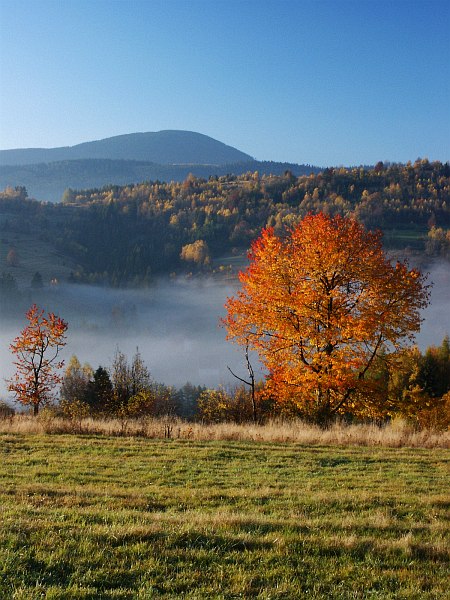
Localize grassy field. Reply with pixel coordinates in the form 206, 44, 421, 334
0, 434, 448, 599
382, 227, 428, 252
0, 214, 77, 288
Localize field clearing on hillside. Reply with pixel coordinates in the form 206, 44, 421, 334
0, 195, 430, 289
0, 215, 76, 287
382, 227, 427, 253
1, 434, 448, 599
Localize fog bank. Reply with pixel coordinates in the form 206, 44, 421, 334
1, 262, 449, 402
0, 277, 263, 401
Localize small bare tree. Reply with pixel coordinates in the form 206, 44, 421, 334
228, 340, 257, 422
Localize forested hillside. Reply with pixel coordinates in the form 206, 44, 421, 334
0, 158, 320, 202
1, 159, 449, 288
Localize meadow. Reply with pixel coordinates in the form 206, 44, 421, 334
1, 428, 448, 599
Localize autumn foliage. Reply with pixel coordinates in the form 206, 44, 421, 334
224, 213, 430, 423
8, 304, 68, 415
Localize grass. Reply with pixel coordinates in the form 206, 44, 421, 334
0, 210, 77, 287
0, 432, 449, 599
382, 226, 428, 254
1, 414, 449, 448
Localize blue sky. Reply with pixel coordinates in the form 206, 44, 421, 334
0, 0, 449, 165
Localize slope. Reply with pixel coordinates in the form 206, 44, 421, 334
0, 130, 253, 166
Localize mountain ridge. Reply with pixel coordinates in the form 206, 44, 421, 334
0, 130, 323, 202
0, 130, 254, 166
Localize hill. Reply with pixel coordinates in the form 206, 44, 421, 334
0, 130, 322, 201
0, 130, 253, 166
0, 158, 320, 202
1, 160, 449, 291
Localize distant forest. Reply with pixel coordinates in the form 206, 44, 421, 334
0, 158, 321, 202
1, 159, 450, 289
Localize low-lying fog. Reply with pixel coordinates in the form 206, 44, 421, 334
1, 262, 449, 402
0, 277, 265, 400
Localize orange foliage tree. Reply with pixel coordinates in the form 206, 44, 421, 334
7, 304, 68, 415
224, 213, 429, 424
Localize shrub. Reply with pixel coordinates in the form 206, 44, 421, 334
0, 400, 15, 418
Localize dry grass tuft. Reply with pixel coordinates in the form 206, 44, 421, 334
0, 413, 448, 448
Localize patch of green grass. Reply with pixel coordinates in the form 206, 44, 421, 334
0, 434, 448, 599
382, 226, 428, 251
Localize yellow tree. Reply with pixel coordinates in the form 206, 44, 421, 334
8, 304, 68, 415
224, 213, 429, 424
180, 240, 211, 267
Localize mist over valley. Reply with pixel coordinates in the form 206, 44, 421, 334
0, 276, 264, 401
1, 261, 449, 404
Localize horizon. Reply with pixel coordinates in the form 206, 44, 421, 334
0, 0, 449, 166
2, 128, 449, 169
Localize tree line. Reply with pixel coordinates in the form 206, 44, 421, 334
5, 333, 450, 431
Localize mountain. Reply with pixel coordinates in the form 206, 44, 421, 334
0, 130, 321, 201
0, 130, 253, 166
0, 159, 321, 202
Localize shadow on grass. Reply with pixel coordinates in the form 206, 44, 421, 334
92, 529, 274, 553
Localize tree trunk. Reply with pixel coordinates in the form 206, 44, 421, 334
316, 398, 333, 429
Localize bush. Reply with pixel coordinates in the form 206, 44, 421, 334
197, 386, 255, 423
0, 400, 15, 418
408, 392, 450, 431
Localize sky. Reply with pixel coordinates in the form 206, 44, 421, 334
0, 0, 449, 166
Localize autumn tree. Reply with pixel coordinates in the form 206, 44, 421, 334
386, 339, 450, 429
60, 355, 93, 407
224, 213, 429, 424
111, 348, 131, 408
7, 304, 68, 415
180, 240, 211, 267
110, 348, 152, 412
197, 386, 256, 424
